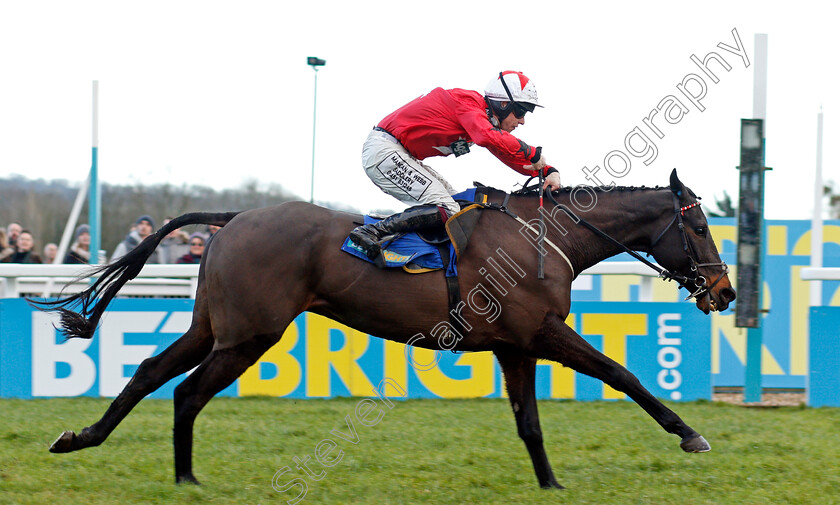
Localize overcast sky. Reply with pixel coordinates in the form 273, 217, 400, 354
1, 1, 836, 219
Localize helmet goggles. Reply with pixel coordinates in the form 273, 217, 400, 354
497, 71, 536, 119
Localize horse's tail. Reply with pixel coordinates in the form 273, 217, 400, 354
29, 211, 242, 340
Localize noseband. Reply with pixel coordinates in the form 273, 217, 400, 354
649, 193, 729, 301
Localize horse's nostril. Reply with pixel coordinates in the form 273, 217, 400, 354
722, 287, 736, 302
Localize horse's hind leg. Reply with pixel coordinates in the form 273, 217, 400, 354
495, 351, 563, 490
172, 333, 279, 484
531, 313, 710, 453
49, 316, 214, 454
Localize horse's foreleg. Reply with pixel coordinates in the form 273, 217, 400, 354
50, 320, 214, 454
531, 313, 710, 453
172, 333, 279, 484
495, 351, 564, 489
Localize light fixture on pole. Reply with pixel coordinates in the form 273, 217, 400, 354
307, 56, 326, 204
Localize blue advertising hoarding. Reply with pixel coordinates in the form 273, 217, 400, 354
574, 219, 840, 390
4, 219, 840, 398
0, 298, 711, 401
808, 307, 840, 407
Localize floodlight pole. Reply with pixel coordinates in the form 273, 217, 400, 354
89, 80, 102, 264
308, 57, 325, 204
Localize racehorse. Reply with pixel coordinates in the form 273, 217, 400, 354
38, 169, 735, 488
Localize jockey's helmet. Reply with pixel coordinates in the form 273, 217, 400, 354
484, 71, 542, 121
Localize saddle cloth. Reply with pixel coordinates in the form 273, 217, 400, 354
341, 188, 484, 275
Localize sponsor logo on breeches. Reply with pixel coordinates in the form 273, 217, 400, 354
377, 153, 432, 201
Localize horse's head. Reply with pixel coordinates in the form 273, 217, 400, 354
648, 169, 736, 314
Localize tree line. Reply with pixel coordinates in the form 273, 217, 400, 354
0, 175, 360, 254
4, 172, 777, 256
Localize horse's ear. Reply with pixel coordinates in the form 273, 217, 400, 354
669, 168, 684, 196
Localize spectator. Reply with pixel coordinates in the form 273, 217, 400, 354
64, 224, 91, 264
0, 229, 13, 262
43, 243, 58, 264
176, 233, 205, 264
157, 217, 189, 264
1, 230, 42, 263
111, 215, 160, 263
6, 222, 22, 248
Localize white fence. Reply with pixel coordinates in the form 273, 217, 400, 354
800, 267, 840, 281
0, 264, 201, 299
0, 262, 662, 300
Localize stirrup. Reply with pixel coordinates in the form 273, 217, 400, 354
348, 228, 381, 261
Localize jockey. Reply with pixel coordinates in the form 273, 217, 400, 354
349, 70, 562, 262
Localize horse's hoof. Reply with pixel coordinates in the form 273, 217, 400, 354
680, 434, 711, 453
49, 431, 77, 453
176, 474, 201, 485
541, 480, 565, 490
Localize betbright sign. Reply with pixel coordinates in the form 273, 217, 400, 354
0, 298, 710, 401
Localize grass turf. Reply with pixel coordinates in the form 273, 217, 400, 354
0, 397, 838, 504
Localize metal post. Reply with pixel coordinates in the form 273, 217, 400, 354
310, 68, 318, 204
810, 109, 824, 307
89, 80, 102, 264
743, 34, 769, 403
307, 56, 325, 204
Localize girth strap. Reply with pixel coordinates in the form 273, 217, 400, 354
435, 242, 465, 353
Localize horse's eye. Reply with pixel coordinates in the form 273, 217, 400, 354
694, 227, 706, 236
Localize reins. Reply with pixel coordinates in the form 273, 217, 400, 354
542, 189, 691, 285
483, 182, 727, 302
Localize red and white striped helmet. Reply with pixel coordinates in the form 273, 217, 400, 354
484, 71, 542, 108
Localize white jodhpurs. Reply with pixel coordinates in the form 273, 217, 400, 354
361, 129, 460, 216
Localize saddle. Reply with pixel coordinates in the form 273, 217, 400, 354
341, 187, 489, 352
341, 188, 487, 274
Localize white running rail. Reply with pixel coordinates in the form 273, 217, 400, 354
0, 262, 662, 300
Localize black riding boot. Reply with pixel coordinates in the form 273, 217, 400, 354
349, 205, 446, 262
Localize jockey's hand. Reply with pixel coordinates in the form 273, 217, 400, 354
543, 170, 561, 192
525, 155, 548, 175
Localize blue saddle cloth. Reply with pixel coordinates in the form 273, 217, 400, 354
341, 188, 478, 276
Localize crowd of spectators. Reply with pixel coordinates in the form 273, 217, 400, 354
1, 222, 43, 264
1, 215, 211, 266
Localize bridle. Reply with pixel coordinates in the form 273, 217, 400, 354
644, 192, 729, 300
502, 183, 728, 302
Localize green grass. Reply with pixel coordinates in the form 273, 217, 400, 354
0, 397, 838, 504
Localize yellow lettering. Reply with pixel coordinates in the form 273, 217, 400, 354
413, 350, 495, 398
791, 225, 840, 255
582, 313, 647, 399
306, 313, 375, 397
711, 311, 746, 372
789, 265, 809, 375
652, 279, 679, 302
767, 225, 788, 256
709, 223, 736, 252
548, 313, 576, 398
239, 319, 301, 397
601, 276, 639, 302
383, 339, 409, 389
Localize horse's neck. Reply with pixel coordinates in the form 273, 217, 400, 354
505, 188, 671, 274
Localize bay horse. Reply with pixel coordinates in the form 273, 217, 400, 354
39, 169, 735, 488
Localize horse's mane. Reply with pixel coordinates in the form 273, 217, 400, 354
473, 181, 671, 197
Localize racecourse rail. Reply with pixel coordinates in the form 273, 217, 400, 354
0, 262, 660, 299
